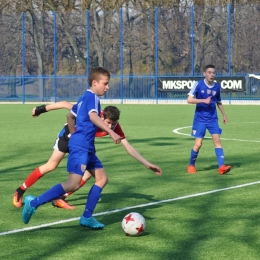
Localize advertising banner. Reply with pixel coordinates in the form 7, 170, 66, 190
158, 77, 246, 92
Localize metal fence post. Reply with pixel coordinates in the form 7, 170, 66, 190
155, 7, 159, 104
22, 12, 25, 103
120, 7, 124, 104
228, 4, 232, 75
53, 11, 57, 102
190, 6, 195, 76
86, 10, 90, 88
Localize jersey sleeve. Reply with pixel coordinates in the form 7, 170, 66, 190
216, 84, 222, 103
113, 123, 125, 139
78, 92, 99, 116
188, 81, 199, 97
95, 128, 109, 138
70, 104, 77, 117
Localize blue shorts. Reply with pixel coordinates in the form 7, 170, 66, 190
67, 149, 103, 176
191, 122, 222, 138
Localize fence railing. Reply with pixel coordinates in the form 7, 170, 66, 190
0, 74, 259, 104
0, 5, 260, 102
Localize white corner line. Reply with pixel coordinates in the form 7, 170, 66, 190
173, 126, 260, 142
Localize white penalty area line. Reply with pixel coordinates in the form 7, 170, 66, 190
173, 126, 260, 142
1, 180, 260, 237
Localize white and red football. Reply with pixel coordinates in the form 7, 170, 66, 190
122, 212, 146, 236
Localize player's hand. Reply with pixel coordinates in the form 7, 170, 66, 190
32, 107, 39, 117
147, 163, 162, 176
204, 96, 212, 104
223, 115, 228, 124
110, 131, 121, 144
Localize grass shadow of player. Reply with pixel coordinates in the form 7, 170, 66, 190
67, 192, 158, 207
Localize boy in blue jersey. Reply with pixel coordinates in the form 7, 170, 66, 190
187, 64, 232, 175
22, 67, 123, 228
14, 102, 162, 210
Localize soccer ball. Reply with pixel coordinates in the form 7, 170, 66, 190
122, 212, 146, 236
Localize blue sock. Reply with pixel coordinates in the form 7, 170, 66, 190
215, 148, 224, 167
83, 184, 102, 218
30, 184, 65, 208
189, 149, 198, 166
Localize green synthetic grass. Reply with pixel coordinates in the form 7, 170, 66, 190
0, 103, 260, 260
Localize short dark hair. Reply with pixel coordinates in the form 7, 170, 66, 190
103, 106, 120, 121
204, 64, 215, 71
88, 67, 110, 86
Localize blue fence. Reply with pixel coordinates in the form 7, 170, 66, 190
0, 5, 260, 103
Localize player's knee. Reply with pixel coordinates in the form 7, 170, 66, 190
64, 182, 80, 192
194, 143, 202, 150
101, 177, 108, 186
40, 163, 56, 174
96, 177, 108, 188
214, 143, 222, 148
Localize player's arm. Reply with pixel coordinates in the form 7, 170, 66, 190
120, 138, 162, 176
217, 102, 228, 124
89, 112, 121, 144
67, 112, 76, 134
187, 94, 211, 105
32, 101, 74, 117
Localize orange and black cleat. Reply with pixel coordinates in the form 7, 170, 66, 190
13, 191, 23, 208
52, 199, 76, 210
218, 164, 232, 175
187, 165, 196, 174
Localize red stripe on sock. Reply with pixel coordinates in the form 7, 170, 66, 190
21, 167, 43, 189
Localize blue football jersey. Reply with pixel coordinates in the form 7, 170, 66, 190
188, 79, 222, 123
70, 103, 78, 117
68, 90, 101, 152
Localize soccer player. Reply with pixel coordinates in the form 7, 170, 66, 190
21, 67, 162, 229
13, 103, 162, 210
186, 64, 232, 174
13, 102, 120, 209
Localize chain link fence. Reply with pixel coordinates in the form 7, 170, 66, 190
0, 5, 259, 103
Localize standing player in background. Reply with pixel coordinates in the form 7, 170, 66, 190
187, 64, 232, 174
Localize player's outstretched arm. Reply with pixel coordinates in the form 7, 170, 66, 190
217, 102, 228, 124
120, 138, 162, 175
32, 101, 74, 117
90, 112, 121, 144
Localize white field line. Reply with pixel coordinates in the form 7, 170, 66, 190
173, 126, 260, 142
1, 180, 260, 236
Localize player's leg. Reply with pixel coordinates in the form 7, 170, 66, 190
22, 144, 83, 224
209, 123, 231, 174
187, 123, 206, 173
80, 153, 107, 229
22, 173, 82, 224
52, 170, 92, 210
211, 133, 231, 174
13, 148, 66, 208
49, 148, 88, 210
59, 170, 92, 198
